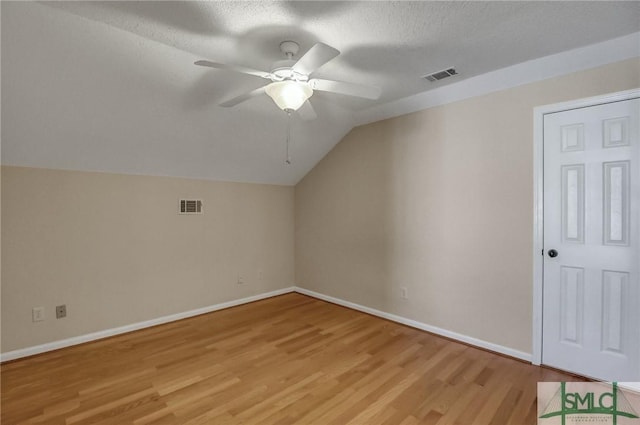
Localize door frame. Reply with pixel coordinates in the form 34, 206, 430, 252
531, 88, 640, 367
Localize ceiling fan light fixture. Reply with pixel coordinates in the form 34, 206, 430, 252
265, 81, 313, 111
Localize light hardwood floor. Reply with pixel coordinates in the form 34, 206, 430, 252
2, 293, 580, 424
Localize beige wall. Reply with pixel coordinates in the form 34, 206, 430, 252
295, 58, 640, 354
1, 167, 294, 352
3, 59, 639, 356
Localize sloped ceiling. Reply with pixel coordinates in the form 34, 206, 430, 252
2, 1, 639, 185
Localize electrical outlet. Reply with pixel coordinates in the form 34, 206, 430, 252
237, 275, 245, 285
32, 307, 45, 322
56, 304, 67, 319
401, 287, 408, 300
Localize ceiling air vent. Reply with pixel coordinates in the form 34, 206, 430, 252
179, 199, 203, 215
423, 67, 458, 82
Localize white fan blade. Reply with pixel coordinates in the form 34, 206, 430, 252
309, 78, 381, 100
292, 43, 340, 75
297, 100, 317, 121
220, 86, 267, 107
195, 60, 272, 79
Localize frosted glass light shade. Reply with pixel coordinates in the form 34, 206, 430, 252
265, 81, 313, 111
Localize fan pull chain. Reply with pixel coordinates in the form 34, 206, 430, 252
285, 111, 292, 165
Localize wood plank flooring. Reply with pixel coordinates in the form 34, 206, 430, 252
1, 293, 580, 424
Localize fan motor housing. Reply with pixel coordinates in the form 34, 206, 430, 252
270, 60, 308, 82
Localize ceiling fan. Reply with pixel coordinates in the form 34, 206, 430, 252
194, 41, 381, 120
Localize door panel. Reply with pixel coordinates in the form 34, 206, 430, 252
542, 97, 639, 381
604, 161, 630, 246
559, 266, 584, 346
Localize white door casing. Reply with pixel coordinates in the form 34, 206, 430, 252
532, 89, 640, 382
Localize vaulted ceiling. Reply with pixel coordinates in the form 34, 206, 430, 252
2, 1, 639, 185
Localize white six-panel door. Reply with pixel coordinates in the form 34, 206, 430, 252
542, 96, 639, 381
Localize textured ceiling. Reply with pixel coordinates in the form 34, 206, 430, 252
2, 1, 639, 185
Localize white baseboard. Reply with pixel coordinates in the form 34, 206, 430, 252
0, 287, 295, 362
294, 287, 533, 362
2, 285, 531, 363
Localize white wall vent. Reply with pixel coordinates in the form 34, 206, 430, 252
423, 67, 458, 82
179, 199, 203, 214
